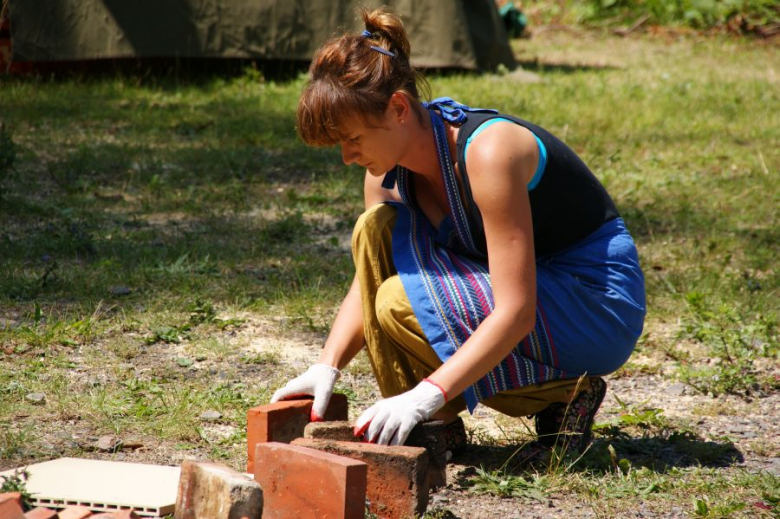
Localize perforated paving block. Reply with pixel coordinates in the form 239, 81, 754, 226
0, 458, 179, 517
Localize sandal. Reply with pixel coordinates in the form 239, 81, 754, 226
534, 376, 607, 454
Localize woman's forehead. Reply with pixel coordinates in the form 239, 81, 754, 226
339, 112, 384, 136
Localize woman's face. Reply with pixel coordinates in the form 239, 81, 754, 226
338, 101, 410, 176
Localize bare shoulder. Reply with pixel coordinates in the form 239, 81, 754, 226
463, 121, 539, 186
364, 170, 401, 209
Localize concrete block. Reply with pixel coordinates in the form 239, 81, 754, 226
175, 460, 262, 519
292, 439, 429, 519
0, 492, 24, 519
254, 442, 367, 519
246, 394, 348, 473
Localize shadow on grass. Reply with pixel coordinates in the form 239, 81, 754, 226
453, 430, 744, 476
1, 57, 312, 86
515, 58, 621, 74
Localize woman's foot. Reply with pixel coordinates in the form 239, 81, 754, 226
534, 376, 607, 454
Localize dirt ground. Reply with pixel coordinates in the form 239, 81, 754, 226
4, 311, 776, 518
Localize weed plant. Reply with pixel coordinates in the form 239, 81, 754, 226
527, 0, 779, 31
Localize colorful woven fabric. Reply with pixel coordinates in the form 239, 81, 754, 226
390, 108, 568, 412
389, 105, 645, 413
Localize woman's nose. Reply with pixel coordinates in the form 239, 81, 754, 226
341, 144, 358, 166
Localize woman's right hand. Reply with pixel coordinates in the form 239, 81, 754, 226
270, 364, 341, 421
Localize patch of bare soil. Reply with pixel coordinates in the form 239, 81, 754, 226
427, 370, 778, 519
3, 311, 777, 518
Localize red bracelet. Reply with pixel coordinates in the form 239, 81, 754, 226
423, 378, 449, 402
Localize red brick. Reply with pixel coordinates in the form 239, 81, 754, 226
292, 439, 429, 519
175, 460, 262, 519
304, 420, 448, 490
246, 393, 348, 473
254, 442, 367, 519
0, 492, 24, 519
89, 511, 140, 518
55, 506, 92, 519
23, 508, 58, 519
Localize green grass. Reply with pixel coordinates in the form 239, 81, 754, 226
0, 25, 777, 517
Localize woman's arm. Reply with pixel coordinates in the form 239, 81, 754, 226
317, 275, 364, 369
318, 170, 401, 369
427, 123, 540, 398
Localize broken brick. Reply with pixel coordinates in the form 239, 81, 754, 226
55, 506, 92, 519
246, 393, 348, 473
303, 421, 356, 442
292, 438, 429, 519
23, 508, 58, 519
0, 492, 24, 519
253, 442, 367, 519
89, 511, 140, 519
174, 460, 262, 519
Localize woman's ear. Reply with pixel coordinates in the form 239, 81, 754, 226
387, 92, 412, 124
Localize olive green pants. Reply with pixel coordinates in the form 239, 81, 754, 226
353, 204, 588, 418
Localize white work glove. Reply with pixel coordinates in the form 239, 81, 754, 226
354, 379, 447, 446
271, 364, 341, 422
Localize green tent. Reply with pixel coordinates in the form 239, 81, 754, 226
7, 0, 514, 71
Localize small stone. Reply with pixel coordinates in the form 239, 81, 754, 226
176, 357, 194, 368
431, 494, 449, 506
7, 381, 25, 393
0, 318, 19, 330
110, 285, 132, 296
200, 410, 222, 422
667, 383, 687, 396
97, 435, 120, 452
25, 392, 46, 404
121, 437, 145, 450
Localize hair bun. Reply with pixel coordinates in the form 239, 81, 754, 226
361, 7, 411, 62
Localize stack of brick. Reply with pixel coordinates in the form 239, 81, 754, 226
16, 395, 451, 519
302, 420, 448, 490
0, 493, 140, 519
242, 396, 447, 519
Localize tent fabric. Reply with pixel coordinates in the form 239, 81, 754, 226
8, 0, 515, 71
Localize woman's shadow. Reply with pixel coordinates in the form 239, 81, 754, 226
450, 427, 744, 475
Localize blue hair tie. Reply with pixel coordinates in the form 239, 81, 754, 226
361, 30, 396, 58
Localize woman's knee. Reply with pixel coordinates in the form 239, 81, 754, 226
352, 204, 397, 253
375, 275, 409, 333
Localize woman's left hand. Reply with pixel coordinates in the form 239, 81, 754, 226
354, 380, 446, 446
